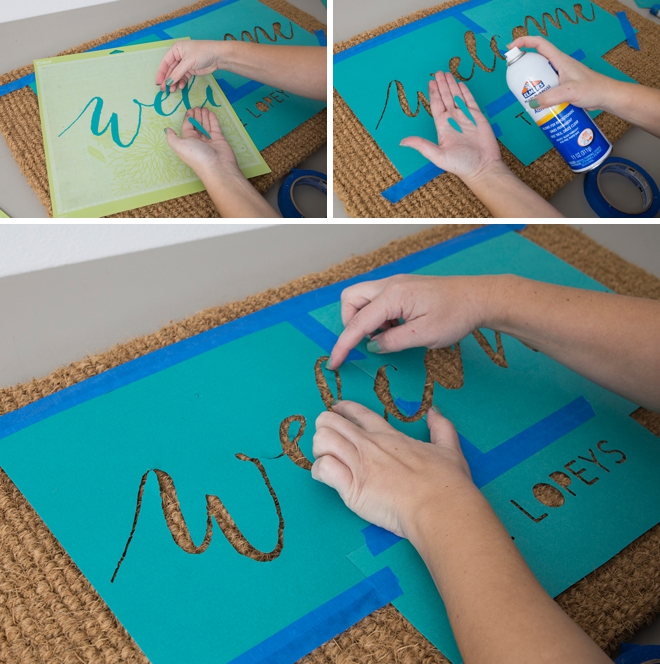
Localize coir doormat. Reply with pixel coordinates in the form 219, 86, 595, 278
333, 0, 660, 218
0, 224, 659, 663
0, 0, 326, 218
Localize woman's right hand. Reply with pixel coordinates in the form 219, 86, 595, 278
508, 36, 616, 112
327, 275, 498, 369
156, 40, 225, 93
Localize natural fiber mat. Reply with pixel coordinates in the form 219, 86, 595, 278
0, 0, 326, 218
1, 224, 659, 663
333, 0, 660, 218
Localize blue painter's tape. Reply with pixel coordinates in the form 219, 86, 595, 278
394, 397, 423, 417
381, 162, 444, 204
454, 13, 487, 33
460, 396, 596, 489
616, 11, 640, 50
615, 644, 660, 664
570, 48, 587, 61
362, 524, 403, 556
0, 224, 525, 442
315, 29, 327, 46
0, 73, 36, 98
229, 567, 403, 663
484, 90, 517, 118
491, 122, 502, 138
290, 313, 366, 361
333, 0, 494, 64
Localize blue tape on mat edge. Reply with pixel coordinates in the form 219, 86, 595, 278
315, 29, 327, 46
290, 313, 365, 361
362, 524, 403, 556
0, 224, 525, 442
228, 567, 403, 663
334, 0, 494, 64
615, 11, 641, 50
584, 156, 660, 218
381, 162, 444, 204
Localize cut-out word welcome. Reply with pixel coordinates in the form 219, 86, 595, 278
112, 331, 508, 581
223, 21, 294, 43
511, 440, 627, 523
58, 76, 221, 149
375, 3, 597, 130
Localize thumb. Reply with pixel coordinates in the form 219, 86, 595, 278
164, 127, 183, 155
533, 84, 575, 109
427, 405, 460, 450
400, 136, 444, 167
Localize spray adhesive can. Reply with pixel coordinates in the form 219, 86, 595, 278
504, 47, 612, 172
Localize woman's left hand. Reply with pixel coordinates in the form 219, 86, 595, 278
165, 106, 241, 181
312, 400, 475, 539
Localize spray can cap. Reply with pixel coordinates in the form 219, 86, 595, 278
504, 47, 525, 65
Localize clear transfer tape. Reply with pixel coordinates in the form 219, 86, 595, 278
583, 156, 660, 218
277, 169, 327, 218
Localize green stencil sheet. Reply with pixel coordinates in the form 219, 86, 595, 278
1, 229, 659, 663
0, 209, 9, 218
34, 40, 270, 218
333, 0, 635, 174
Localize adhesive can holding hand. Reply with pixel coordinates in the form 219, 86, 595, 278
504, 47, 612, 173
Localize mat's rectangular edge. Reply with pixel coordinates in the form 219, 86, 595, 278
228, 567, 403, 663
0, 224, 525, 440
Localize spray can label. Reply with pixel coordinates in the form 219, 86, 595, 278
520, 78, 610, 172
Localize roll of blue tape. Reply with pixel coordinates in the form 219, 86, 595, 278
583, 157, 660, 218
651, 4, 660, 17
277, 169, 327, 218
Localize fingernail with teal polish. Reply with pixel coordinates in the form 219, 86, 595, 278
331, 398, 339, 406
325, 359, 333, 370
431, 405, 442, 415
447, 117, 463, 133
529, 99, 540, 109
166, 78, 174, 86
366, 339, 381, 353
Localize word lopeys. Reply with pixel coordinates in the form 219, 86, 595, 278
58, 76, 221, 149
511, 440, 627, 523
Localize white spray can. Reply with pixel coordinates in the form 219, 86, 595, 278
504, 47, 612, 172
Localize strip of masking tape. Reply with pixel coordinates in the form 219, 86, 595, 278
616, 643, 660, 664
228, 567, 403, 663
381, 162, 445, 203
0, 224, 525, 442
362, 524, 403, 556
290, 313, 366, 360
615, 11, 641, 50
460, 396, 596, 489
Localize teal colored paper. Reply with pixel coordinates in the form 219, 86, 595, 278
334, 0, 633, 173
164, 0, 326, 150
1, 230, 660, 664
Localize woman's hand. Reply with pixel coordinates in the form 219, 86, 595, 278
156, 40, 224, 93
165, 107, 240, 179
312, 401, 474, 539
400, 71, 503, 183
327, 275, 496, 370
508, 36, 615, 112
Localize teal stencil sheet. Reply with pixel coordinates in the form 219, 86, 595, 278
164, 0, 326, 150
348, 412, 660, 664
1, 229, 659, 663
334, 0, 632, 172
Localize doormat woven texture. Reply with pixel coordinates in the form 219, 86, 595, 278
0, 225, 659, 663
333, 0, 660, 218
0, 0, 326, 218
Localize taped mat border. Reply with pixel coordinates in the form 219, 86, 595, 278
1, 224, 660, 663
0, 0, 327, 218
332, 0, 660, 218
